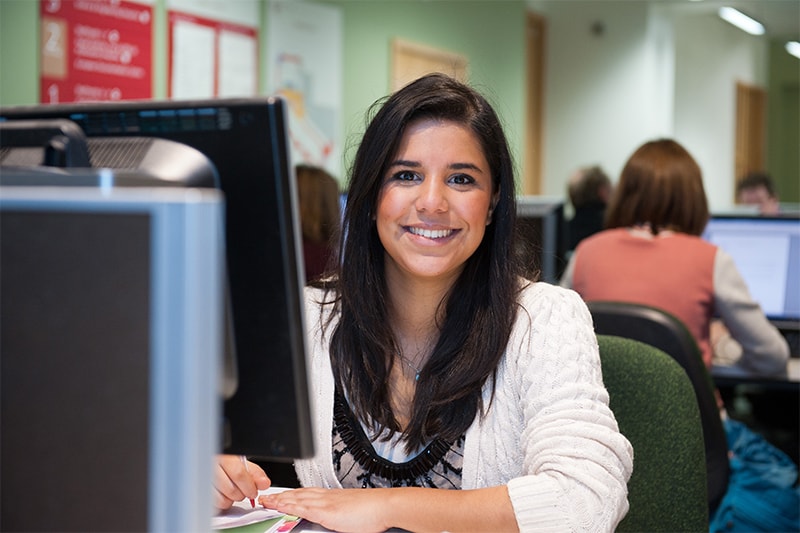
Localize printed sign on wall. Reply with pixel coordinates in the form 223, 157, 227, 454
168, 10, 258, 99
266, 0, 343, 177
40, 0, 153, 103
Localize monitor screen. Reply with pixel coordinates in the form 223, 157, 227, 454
0, 186, 223, 532
702, 215, 800, 325
0, 98, 314, 461
516, 196, 568, 284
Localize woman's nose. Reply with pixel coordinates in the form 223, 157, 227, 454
415, 179, 448, 213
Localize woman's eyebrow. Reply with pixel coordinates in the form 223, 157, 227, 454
450, 162, 483, 173
388, 159, 421, 168
388, 160, 484, 173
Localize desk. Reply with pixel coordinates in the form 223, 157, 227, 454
711, 358, 800, 391
713, 358, 799, 466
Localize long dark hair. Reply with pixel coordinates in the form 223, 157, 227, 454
324, 73, 522, 450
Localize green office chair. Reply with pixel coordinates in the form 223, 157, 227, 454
598, 335, 709, 532
587, 301, 729, 514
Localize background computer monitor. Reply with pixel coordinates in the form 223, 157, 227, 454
0, 185, 223, 532
0, 98, 314, 462
702, 214, 800, 329
516, 196, 568, 284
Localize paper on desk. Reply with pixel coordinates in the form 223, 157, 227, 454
213, 487, 299, 531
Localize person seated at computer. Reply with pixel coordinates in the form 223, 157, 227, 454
565, 165, 612, 251
560, 139, 789, 377
736, 171, 781, 215
295, 163, 341, 283
214, 73, 633, 532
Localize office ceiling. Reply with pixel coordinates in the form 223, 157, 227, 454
683, 0, 800, 41
533, 1, 800, 41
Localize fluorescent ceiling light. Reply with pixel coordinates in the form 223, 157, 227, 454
787, 41, 800, 59
718, 6, 765, 36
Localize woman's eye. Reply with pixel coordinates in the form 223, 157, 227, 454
393, 170, 419, 182
449, 173, 475, 185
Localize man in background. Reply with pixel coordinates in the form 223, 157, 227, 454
566, 165, 612, 251
736, 172, 780, 215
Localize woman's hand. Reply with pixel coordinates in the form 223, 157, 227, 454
259, 488, 391, 533
259, 485, 518, 533
214, 454, 271, 510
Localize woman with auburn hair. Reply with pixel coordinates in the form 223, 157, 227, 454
561, 139, 788, 373
295, 163, 341, 283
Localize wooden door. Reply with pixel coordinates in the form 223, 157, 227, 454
735, 82, 767, 193
391, 39, 467, 92
524, 12, 546, 195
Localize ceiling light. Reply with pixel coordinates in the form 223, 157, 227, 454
718, 7, 765, 36
786, 41, 800, 59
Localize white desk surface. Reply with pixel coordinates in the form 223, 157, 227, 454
215, 488, 407, 533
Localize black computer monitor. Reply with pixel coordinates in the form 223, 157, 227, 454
0, 98, 314, 462
702, 214, 800, 329
516, 196, 568, 284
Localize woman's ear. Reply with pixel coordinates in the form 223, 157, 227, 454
486, 191, 500, 225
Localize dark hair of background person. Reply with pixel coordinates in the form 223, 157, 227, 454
295, 164, 341, 283
734, 171, 782, 215
566, 165, 611, 250
736, 171, 777, 198
605, 138, 709, 236
568, 165, 611, 209
324, 72, 524, 451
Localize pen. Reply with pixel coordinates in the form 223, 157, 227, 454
240, 455, 256, 508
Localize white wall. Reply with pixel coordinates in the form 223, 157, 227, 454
673, 11, 767, 211
533, 1, 667, 200
530, 0, 768, 212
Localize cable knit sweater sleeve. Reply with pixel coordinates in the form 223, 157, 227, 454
465, 282, 633, 531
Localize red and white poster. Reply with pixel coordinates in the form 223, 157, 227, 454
40, 0, 153, 103
167, 9, 258, 100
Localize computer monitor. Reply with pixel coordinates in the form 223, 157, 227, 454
0, 185, 223, 532
516, 196, 568, 284
702, 214, 800, 329
0, 98, 314, 461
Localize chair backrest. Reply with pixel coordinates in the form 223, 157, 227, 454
598, 335, 709, 532
587, 301, 729, 513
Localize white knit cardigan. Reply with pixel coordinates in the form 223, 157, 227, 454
294, 282, 634, 532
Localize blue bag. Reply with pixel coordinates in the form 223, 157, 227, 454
710, 418, 800, 532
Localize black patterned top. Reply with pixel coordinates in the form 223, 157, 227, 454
332, 389, 464, 489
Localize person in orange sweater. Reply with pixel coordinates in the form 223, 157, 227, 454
560, 138, 788, 375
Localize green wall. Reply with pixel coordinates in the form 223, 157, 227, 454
326, 0, 527, 175
0, 0, 527, 182
767, 39, 800, 203
0, 0, 39, 105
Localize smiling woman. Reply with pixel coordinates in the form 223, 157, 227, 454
376, 118, 495, 286
215, 73, 633, 533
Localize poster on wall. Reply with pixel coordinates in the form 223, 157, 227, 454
266, 0, 343, 178
167, 0, 259, 99
40, 0, 153, 103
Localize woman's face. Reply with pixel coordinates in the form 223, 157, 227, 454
376, 118, 495, 286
